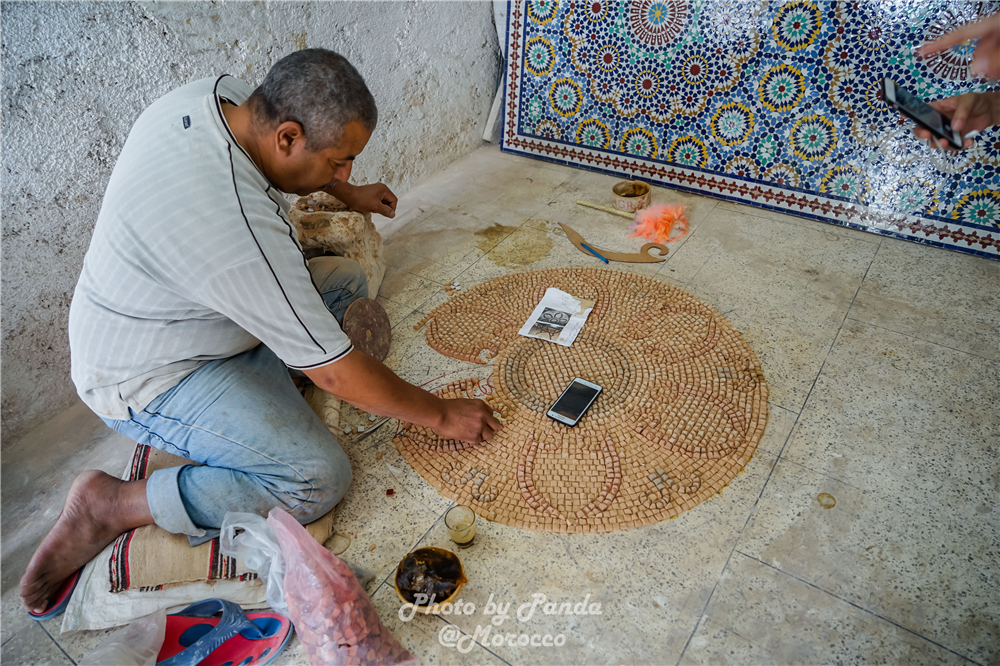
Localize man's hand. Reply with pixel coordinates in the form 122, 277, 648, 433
434, 398, 503, 444
919, 15, 1000, 80
305, 349, 503, 446
911, 91, 1000, 150
327, 181, 397, 218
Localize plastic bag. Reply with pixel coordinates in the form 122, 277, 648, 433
268, 507, 420, 666
78, 609, 166, 666
220, 512, 288, 615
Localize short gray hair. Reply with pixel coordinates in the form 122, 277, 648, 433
249, 48, 378, 151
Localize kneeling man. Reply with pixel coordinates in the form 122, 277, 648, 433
21, 48, 500, 615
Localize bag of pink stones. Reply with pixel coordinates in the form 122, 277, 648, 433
267, 508, 420, 666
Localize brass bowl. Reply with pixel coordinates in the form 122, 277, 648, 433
394, 546, 466, 614
612, 180, 651, 212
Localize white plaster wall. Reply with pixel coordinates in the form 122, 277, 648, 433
1, 1, 500, 441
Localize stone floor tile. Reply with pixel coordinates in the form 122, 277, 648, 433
736, 461, 999, 664
681, 554, 968, 665
849, 240, 1000, 360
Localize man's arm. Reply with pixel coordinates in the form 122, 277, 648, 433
304, 349, 502, 444
327, 181, 398, 218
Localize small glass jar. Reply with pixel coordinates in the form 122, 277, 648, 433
444, 505, 477, 548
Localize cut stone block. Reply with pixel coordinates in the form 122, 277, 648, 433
289, 191, 386, 298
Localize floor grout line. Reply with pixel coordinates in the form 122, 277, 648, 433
842, 317, 999, 361
674, 239, 887, 664
732, 551, 985, 666
37, 622, 77, 665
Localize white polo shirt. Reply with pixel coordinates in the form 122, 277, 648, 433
69, 75, 353, 420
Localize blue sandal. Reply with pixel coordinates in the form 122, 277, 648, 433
156, 599, 293, 666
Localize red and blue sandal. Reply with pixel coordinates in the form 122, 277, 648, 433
27, 569, 82, 621
156, 599, 293, 666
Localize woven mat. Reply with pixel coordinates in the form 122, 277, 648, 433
109, 445, 337, 592
394, 268, 768, 534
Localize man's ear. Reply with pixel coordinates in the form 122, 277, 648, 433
274, 121, 306, 157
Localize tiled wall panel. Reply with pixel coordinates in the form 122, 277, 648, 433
501, 0, 999, 259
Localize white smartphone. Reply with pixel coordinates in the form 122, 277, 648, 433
547, 377, 602, 427
881, 77, 963, 149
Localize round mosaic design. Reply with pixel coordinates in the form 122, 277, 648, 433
527, 0, 559, 25
771, 0, 822, 52
668, 135, 709, 167
549, 77, 584, 117
400, 268, 769, 533
758, 64, 805, 113
791, 114, 837, 162
820, 166, 869, 202
951, 189, 1000, 228
628, 0, 689, 47
710, 102, 755, 146
576, 118, 611, 148
525, 36, 556, 77
621, 128, 659, 158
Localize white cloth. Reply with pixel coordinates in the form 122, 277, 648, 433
69, 75, 352, 420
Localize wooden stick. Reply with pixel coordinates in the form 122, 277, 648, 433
576, 200, 634, 219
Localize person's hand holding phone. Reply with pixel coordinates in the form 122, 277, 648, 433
912, 91, 1000, 151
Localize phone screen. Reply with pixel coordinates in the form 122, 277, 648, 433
892, 84, 949, 137
551, 381, 601, 421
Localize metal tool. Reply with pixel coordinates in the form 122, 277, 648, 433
558, 222, 668, 263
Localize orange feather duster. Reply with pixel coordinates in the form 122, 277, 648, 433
627, 204, 689, 243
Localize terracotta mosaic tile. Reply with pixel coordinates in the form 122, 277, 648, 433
394, 268, 768, 533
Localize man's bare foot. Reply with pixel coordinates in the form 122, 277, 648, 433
20, 470, 153, 614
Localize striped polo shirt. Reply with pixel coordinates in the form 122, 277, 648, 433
69, 75, 353, 420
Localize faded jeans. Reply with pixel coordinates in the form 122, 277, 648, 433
103, 256, 367, 545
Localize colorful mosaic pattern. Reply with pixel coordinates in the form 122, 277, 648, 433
502, 0, 1000, 259
399, 268, 768, 534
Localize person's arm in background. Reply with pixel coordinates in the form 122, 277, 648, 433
920, 15, 1000, 79
327, 180, 398, 218
305, 349, 503, 444
913, 15, 1000, 150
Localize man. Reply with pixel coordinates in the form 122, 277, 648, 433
21, 49, 501, 615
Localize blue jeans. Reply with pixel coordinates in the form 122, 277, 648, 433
103, 256, 367, 545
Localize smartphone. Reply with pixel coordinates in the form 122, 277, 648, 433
881, 78, 963, 149
547, 378, 602, 426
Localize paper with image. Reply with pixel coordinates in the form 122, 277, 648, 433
518, 288, 594, 347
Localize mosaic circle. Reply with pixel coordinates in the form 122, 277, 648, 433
400, 268, 769, 533
791, 114, 838, 161
576, 118, 611, 148
527, 0, 559, 25
724, 154, 760, 179
758, 64, 805, 113
921, 7, 978, 80
681, 54, 709, 86
710, 102, 755, 146
525, 36, 556, 77
628, 0, 688, 47
772, 0, 822, 52
534, 119, 563, 141
820, 166, 869, 202
549, 77, 584, 117
891, 176, 937, 213
668, 135, 709, 167
585, 0, 607, 22
765, 162, 801, 187
621, 127, 659, 158
951, 189, 1000, 228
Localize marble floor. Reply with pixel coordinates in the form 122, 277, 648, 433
2, 145, 998, 665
